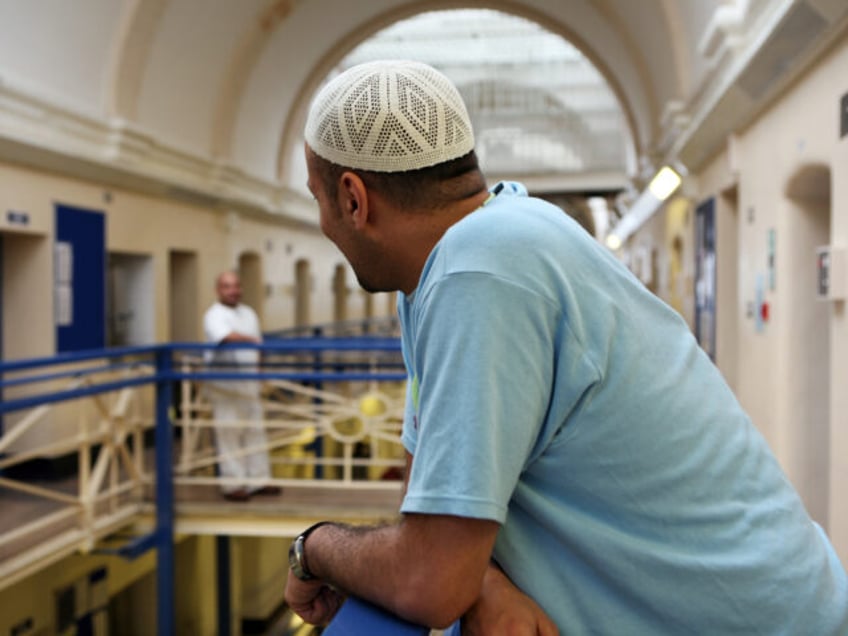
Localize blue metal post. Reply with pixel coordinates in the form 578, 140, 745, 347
312, 326, 324, 478
155, 348, 175, 636
216, 536, 231, 636
0, 234, 4, 463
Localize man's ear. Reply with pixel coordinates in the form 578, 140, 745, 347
338, 171, 370, 230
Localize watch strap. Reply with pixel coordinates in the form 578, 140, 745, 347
289, 521, 332, 580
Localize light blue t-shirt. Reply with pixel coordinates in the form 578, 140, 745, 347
398, 182, 847, 634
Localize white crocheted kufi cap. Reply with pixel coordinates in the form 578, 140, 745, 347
305, 60, 475, 173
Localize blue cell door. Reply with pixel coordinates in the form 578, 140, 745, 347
55, 204, 106, 352
694, 197, 716, 360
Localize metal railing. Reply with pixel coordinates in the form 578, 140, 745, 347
0, 333, 406, 635
172, 338, 407, 492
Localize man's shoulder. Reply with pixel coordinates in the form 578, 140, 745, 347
204, 302, 236, 324
204, 302, 225, 316
441, 193, 567, 262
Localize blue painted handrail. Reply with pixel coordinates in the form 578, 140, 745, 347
0, 337, 402, 376
0, 359, 150, 390
0, 338, 405, 416
324, 597, 431, 635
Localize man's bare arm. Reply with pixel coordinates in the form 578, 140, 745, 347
297, 513, 499, 628
220, 331, 258, 343
401, 453, 556, 634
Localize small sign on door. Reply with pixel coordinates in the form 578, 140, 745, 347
817, 245, 845, 301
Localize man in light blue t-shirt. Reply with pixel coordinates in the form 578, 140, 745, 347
285, 59, 848, 634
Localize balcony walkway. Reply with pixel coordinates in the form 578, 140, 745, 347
0, 458, 404, 591
0, 325, 411, 633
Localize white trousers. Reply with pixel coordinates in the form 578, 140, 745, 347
210, 396, 271, 493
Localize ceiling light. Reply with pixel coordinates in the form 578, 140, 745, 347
648, 166, 682, 201
604, 164, 685, 249
605, 234, 622, 250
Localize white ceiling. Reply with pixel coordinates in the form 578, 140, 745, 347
0, 0, 845, 222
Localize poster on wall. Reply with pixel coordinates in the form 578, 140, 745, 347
694, 197, 716, 360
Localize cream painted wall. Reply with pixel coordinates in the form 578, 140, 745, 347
717, 132, 781, 441
634, 37, 848, 550
726, 37, 846, 532
0, 158, 389, 354
0, 159, 393, 455
829, 131, 848, 563
0, 162, 54, 361
218, 211, 358, 331
2, 232, 52, 360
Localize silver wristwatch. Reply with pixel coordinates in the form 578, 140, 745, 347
289, 521, 331, 581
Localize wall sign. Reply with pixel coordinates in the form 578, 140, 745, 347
817, 245, 845, 301
6, 210, 29, 226
755, 273, 766, 332
767, 228, 776, 291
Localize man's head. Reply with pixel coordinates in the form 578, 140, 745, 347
304, 60, 487, 293
216, 271, 242, 307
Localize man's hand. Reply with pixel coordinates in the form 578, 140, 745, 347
284, 570, 346, 626
461, 564, 558, 635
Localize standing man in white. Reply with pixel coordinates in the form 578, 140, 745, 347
203, 270, 279, 501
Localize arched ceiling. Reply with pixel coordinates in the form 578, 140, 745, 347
0, 0, 845, 224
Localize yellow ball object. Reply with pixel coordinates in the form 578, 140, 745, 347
359, 394, 387, 417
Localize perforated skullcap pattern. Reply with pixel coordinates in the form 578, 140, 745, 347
305, 60, 475, 173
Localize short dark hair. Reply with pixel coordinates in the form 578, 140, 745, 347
312, 150, 486, 212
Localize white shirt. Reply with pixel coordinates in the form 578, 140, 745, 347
203, 302, 262, 397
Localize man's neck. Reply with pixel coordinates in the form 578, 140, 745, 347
394, 188, 491, 294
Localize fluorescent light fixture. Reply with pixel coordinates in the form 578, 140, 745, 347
605, 234, 622, 250
648, 166, 682, 201
605, 165, 683, 250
